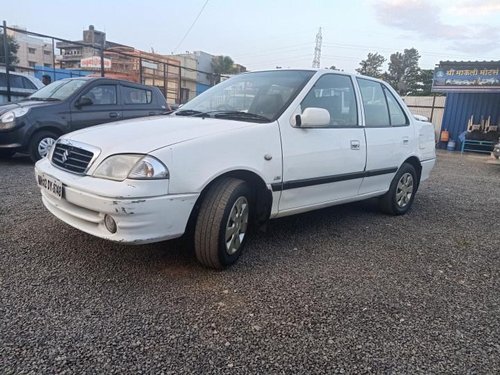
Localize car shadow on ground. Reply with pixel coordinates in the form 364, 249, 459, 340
76, 197, 385, 275
48, 197, 384, 281
0, 153, 33, 165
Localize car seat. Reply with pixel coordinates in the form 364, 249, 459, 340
250, 94, 284, 118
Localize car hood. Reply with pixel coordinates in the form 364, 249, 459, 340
0, 100, 55, 115
61, 115, 255, 154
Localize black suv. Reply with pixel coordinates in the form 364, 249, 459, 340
0, 77, 168, 161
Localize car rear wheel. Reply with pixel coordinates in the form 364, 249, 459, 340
29, 131, 58, 162
194, 177, 252, 269
379, 163, 418, 215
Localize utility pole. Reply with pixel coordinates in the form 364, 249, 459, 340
2, 20, 12, 102
312, 27, 322, 69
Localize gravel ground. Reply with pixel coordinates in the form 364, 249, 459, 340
1, 151, 499, 374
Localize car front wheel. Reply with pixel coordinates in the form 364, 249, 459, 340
379, 163, 418, 215
194, 177, 252, 269
29, 131, 58, 162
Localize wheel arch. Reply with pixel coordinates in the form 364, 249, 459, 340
402, 156, 422, 187
29, 126, 63, 142
187, 169, 273, 232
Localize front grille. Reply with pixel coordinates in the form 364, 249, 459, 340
52, 142, 94, 174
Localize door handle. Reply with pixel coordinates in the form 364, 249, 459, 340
350, 140, 360, 150
109, 112, 119, 118
403, 137, 409, 145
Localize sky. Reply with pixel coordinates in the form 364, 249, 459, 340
3, 0, 500, 72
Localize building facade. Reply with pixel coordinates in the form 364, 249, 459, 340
56, 25, 130, 70
7, 26, 54, 68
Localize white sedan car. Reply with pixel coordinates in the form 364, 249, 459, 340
35, 69, 436, 269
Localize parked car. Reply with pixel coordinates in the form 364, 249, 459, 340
35, 69, 436, 269
0, 77, 168, 161
0, 69, 44, 104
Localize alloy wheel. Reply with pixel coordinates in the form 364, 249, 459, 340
38, 137, 56, 158
396, 172, 414, 208
225, 196, 249, 255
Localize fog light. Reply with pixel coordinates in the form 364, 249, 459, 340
104, 214, 117, 233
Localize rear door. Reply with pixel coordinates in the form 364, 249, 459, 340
356, 78, 413, 195
70, 83, 122, 130
277, 73, 367, 214
120, 85, 162, 120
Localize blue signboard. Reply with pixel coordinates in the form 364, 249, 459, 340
433, 63, 500, 93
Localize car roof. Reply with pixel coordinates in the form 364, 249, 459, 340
238, 68, 384, 83
0, 69, 44, 87
58, 76, 158, 87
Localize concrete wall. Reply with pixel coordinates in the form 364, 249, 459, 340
403, 96, 446, 139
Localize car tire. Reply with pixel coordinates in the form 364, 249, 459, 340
194, 177, 252, 269
29, 130, 58, 162
0, 149, 16, 159
379, 163, 418, 215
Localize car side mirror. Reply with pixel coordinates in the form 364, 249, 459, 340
296, 107, 330, 127
76, 96, 93, 108
413, 114, 429, 122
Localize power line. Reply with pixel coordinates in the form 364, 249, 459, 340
173, 0, 210, 53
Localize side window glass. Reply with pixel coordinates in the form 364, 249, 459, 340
123, 86, 152, 104
383, 87, 408, 126
10, 75, 24, 89
85, 85, 117, 105
357, 78, 390, 127
22, 77, 37, 90
0, 73, 6, 86
300, 74, 358, 126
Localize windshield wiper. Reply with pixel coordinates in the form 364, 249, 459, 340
27, 97, 61, 102
175, 109, 270, 122
213, 111, 270, 122
175, 109, 206, 116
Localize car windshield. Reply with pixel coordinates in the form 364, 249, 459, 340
176, 70, 315, 123
29, 79, 87, 101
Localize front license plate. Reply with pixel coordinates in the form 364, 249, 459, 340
37, 173, 63, 200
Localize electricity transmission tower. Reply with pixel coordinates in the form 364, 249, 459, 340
312, 27, 322, 68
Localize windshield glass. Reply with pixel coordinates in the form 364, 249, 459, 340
30, 79, 87, 101
176, 70, 315, 122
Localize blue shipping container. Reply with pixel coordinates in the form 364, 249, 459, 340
441, 92, 500, 142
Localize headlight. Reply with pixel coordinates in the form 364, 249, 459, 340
93, 154, 169, 181
0, 108, 30, 129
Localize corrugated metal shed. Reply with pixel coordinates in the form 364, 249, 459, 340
441, 92, 500, 141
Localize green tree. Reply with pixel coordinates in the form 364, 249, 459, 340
356, 52, 386, 78
386, 48, 421, 96
414, 69, 434, 96
211, 55, 238, 84
0, 29, 19, 65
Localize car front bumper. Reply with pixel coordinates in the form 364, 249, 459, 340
35, 158, 199, 244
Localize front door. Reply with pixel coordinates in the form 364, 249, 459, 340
70, 83, 122, 131
277, 73, 367, 214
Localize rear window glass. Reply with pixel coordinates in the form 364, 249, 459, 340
123, 86, 152, 104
